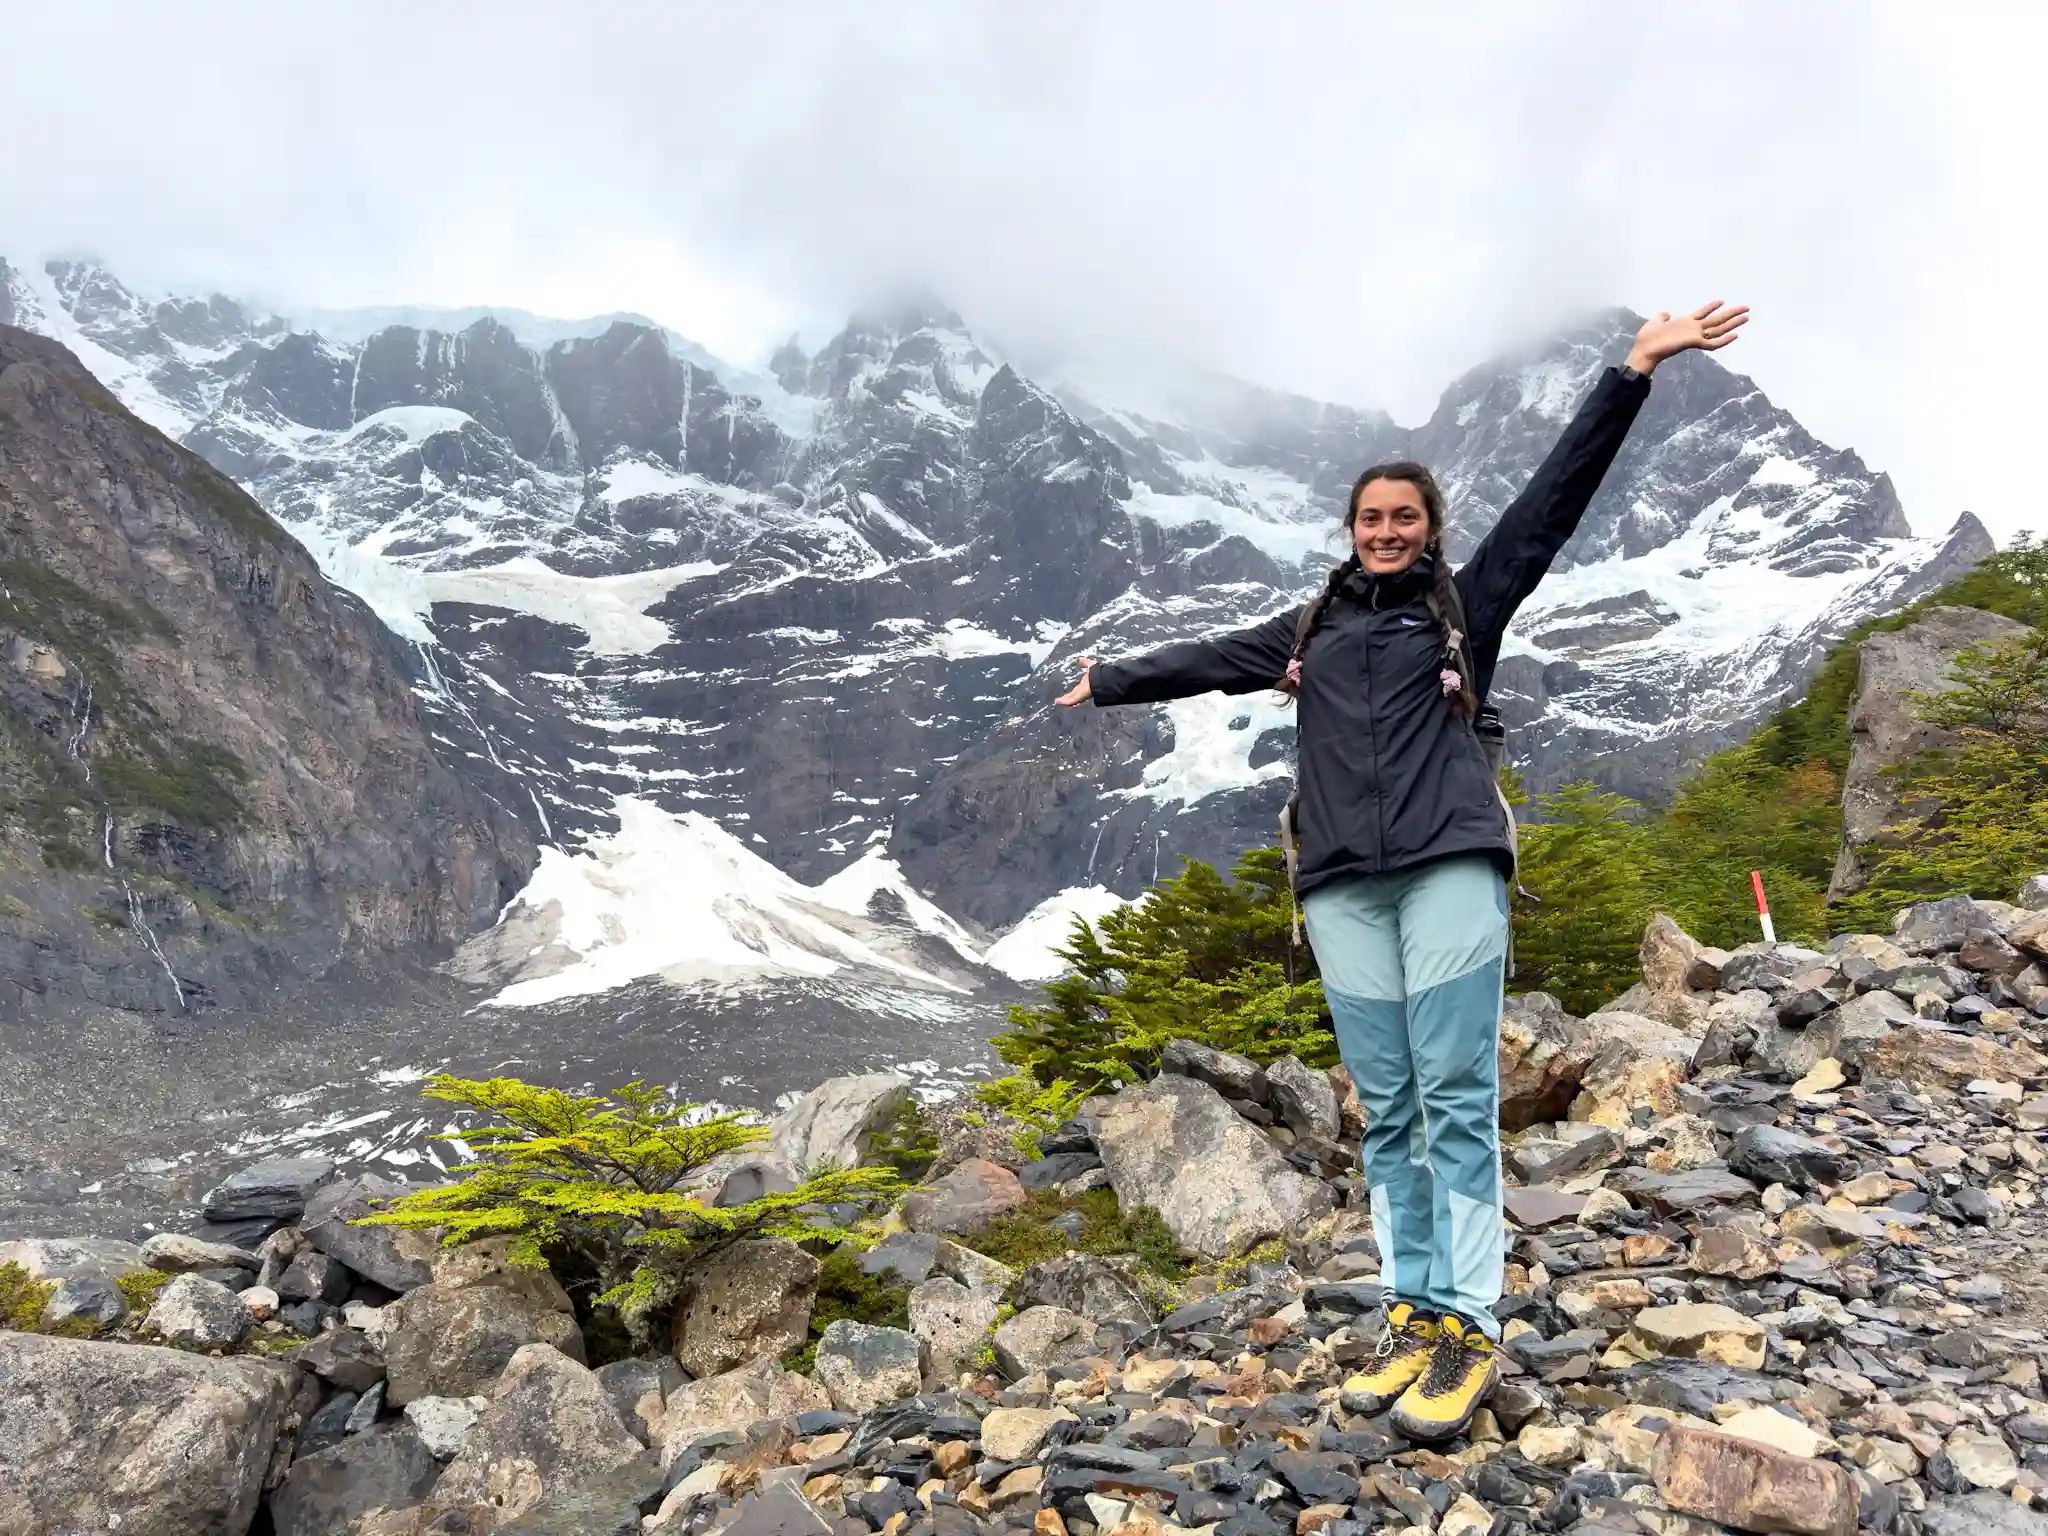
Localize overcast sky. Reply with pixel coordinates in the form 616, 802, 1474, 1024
3, 2, 2040, 541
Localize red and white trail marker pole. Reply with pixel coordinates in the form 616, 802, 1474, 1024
1751, 870, 1777, 945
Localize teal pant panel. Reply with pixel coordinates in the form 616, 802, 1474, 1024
1303, 855, 1507, 1334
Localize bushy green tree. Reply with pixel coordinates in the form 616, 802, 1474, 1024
357, 1076, 900, 1334
993, 847, 1334, 1087
1510, 783, 1653, 1013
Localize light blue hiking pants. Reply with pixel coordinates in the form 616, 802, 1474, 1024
1303, 854, 1507, 1337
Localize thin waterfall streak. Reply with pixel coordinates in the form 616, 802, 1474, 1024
1086, 822, 1106, 884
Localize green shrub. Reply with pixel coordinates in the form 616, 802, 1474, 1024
0, 1262, 53, 1331
782, 1247, 911, 1373
994, 847, 1335, 1088
957, 1187, 1184, 1284
868, 1098, 940, 1181
356, 1075, 903, 1343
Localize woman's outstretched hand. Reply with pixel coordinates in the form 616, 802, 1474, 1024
1055, 657, 1097, 707
1626, 302, 1749, 374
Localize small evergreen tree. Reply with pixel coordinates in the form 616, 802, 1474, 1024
993, 847, 1334, 1087
1511, 782, 1653, 1013
356, 1076, 900, 1335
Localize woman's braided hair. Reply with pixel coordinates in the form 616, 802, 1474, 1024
1276, 461, 1477, 716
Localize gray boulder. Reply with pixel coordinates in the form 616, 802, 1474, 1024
813, 1319, 925, 1412
2022, 875, 2048, 911
381, 1280, 585, 1405
1265, 1055, 1340, 1140
768, 1072, 914, 1173
1498, 993, 1597, 1130
1014, 1253, 1155, 1329
671, 1236, 819, 1378
1094, 1073, 1330, 1259
991, 1304, 1099, 1380
431, 1343, 647, 1523
0, 1333, 292, 1536
301, 1173, 439, 1292
1158, 1037, 1269, 1102
201, 1154, 337, 1222
1754, 988, 1910, 1076
859, 1230, 942, 1285
145, 1272, 253, 1349
301, 1328, 387, 1392
266, 1422, 441, 1536
429, 1235, 577, 1313
658, 1356, 828, 1462
1922, 1492, 2048, 1536
0, 1234, 146, 1283
907, 1275, 1002, 1376
278, 1247, 353, 1303
902, 1156, 1028, 1234
1894, 893, 1999, 954
41, 1274, 126, 1328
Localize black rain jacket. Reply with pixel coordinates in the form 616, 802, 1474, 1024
1089, 365, 1651, 896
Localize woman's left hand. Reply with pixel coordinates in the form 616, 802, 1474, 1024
1625, 301, 1749, 374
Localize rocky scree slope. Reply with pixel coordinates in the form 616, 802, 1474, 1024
8, 880, 2048, 1534
0, 323, 534, 1014
1, 257, 1988, 948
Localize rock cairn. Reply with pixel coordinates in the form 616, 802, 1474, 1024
6, 885, 2048, 1536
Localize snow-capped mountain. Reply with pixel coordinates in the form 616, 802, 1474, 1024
2, 256, 1989, 986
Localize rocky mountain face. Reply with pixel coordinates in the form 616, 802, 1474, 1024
0, 322, 534, 1014
2, 257, 1989, 970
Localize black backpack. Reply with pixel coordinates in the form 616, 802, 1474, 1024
1276, 573, 1520, 945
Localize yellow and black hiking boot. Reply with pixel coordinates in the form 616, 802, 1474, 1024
1338, 1302, 1439, 1415
1390, 1311, 1499, 1441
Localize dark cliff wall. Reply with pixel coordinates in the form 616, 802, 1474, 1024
0, 325, 535, 1014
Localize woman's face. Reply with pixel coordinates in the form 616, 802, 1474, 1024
1351, 478, 1432, 574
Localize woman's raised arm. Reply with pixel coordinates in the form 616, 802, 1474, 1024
1456, 301, 1748, 683
1056, 607, 1302, 709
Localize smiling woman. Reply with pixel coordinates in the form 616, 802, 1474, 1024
1055, 300, 1746, 1439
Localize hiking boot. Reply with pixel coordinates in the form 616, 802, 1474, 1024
1390, 1311, 1499, 1441
1338, 1301, 1439, 1415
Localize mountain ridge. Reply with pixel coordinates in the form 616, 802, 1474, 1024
1, 255, 1991, 982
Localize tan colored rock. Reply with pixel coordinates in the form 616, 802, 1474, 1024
1642, 912, 1708, 993
1862, 1026, 2047, 1089
659, 1357, 828, 1464
671, 1237, 820, 1378
1327, 1064, 1365, 1140
1437, 1494, 1494, 1536
1690, 1222, 1777, 1281
430, 1236, 575, 1314
980, 1406, 1078, 1462
1516, 1423, 1583, 1467
902, 1158, 1028, 1235
1720, 1405, 1829, 1459
1779, 1204, 1883, 1260
1624, 1303, 1766, 1370
1653, 1424, 1857, 1536
1790, 1059, 1846, 1100
1498, 994, 1597, 1132
1944, 1428, 2019, 1490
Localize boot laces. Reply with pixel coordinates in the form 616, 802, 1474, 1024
1420, 1316, 1492, 1397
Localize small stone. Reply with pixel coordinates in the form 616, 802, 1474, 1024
276, 1248, 352, 1304
1517, 1422, 1584, 1466
402, 1394, 482, 1459
1504, 1184, 1588, 1228
1690, 1222, 1776, 1280
1436, 1493, 1493, 1536
1729, 1124, 1849, 1191
1790, 1059, 1846, 1099
239, 1286, 280, 1320
301, 1328, 387, 1392
1158, 1037, 1270, 1101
